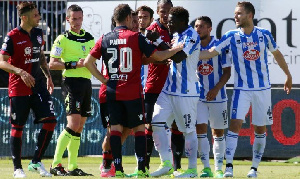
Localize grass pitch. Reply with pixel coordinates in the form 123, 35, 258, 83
0, 156, 300, 178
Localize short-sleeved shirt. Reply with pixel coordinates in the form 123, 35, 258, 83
0, 27, 46, 97
50, 29, 94, 79
198, 36, 231, 103
90, 26, 157, 101
162, 25, 200, 97
145, 19, 171, 94
214, 26, 277, 91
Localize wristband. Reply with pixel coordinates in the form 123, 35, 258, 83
153, 37, 163, 46
64, 61, 77, 69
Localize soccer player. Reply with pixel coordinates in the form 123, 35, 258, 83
198, 2, 292, 178
0, 2, 56, 178
84, 4, 183, 178
48, 4, 94, 176
150, 6, 200, 178
194, 16, 231, 178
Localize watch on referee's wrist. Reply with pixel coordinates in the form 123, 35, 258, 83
65, 61, 77, 69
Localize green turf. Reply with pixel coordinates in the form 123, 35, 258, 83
1, 156, 300, 178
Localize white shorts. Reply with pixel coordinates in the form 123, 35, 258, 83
152, 92, 198, 133
230, 89, 273, 126
197, 101, 228, 129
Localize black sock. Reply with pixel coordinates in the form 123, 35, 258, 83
251, 167, 257, 171
135, 131, 146, 172
171, 130, 184, 170
32, 123, 56, 163
226, 163, 233, 168
10, 125, 24, 170
145, 129, 153, 169
110, 131, 123, 172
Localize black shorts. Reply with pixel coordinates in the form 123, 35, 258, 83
144, 93, 159, 124
62, 77, 92, 117
100, 102, 109, 128
9, 89, 56, 126
107, 98, 145, 129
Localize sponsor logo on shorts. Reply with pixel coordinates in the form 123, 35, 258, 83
11, 113, 16, 120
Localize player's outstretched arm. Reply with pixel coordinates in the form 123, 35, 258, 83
272, 49, 292, 94
199, 47, 219, 60
0, 54, 35, 87
150, 43, 183, 61
84, 54, 108, 85
49, 57, 66, 70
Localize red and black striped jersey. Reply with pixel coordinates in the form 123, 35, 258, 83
90, 26, 157, 101
145, 19, 172, 94
0, 27, 46, 97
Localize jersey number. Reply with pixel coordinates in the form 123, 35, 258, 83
107, 47, 132, 73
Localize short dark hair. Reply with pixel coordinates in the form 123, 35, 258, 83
17, 1, 37, 16
157, 0, 173, 11
196, 16, 212, 28
113, 4, 132, 23
66, 4, 83, 17
136, 5, 154, 19
237, 1, 255, 18
169, 6, 189, 25
132, 11, 137, 17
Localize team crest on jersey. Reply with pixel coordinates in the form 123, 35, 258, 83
82, 46, 86, 51
37, 35, 42, 44
198, 64, 213, 75
243, 49, 260, 61
24, 47, 31, 55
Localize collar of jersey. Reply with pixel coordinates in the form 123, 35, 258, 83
155, 19, 168, 30
238, 26, 256, 37
114, 26, 128, 31
17, 26, 34, 35
69, 29, 86, 37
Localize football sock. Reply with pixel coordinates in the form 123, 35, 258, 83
225, 131, 239, 164
171, 129, 184, 170
213, 135, 225, 171
110, 131, 123, 172
32, 123, 56, 163
67, 132, 81, 171
103, 151, 113, 169
10, 124, 24, 170
135, 131, 146, 172
251, 132, 266, 168
197, 133, 210, 168
152, 123, 172, 162
145, 128, 153, 169
52, 128, 73, 167
184, 131, 198, 169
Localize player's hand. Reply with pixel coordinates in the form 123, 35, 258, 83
102, 78, 109, 85
76, 58, 85, 68
206, 87, 219, 101
47, 77, 54, 94
284, 75, 292, 94
146, 29, 160, 42
19, 70, 35, 88
171, 38, 176, 46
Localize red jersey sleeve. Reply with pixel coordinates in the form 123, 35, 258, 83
90, 35, 103, 59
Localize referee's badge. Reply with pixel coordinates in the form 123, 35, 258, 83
82, 46, 86, 51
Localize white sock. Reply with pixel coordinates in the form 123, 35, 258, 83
185, 131, 198, 169
252, 132, 266, 168
225, 131, 239, 164
213, 135, 225, 171
197, 134, 210, 168
152, 124, 172, 162
165, 127, 173, 165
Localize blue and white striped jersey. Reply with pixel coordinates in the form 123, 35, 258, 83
141, 64, 148, 90
198, 36, 231, 103
162, 26, 200, 97
215, 26, 277, 91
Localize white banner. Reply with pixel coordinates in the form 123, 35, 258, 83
68, 0, 299, 85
